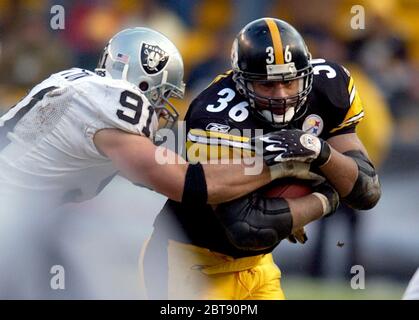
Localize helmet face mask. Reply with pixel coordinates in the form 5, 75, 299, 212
143, 82, 183, 130
231, 18, 313, 128
238, 73, 313, 127
151, 86, 180, 130
96, 27, 185, 130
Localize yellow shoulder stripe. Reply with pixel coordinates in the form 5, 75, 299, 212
344, 86, 363, 123
348, 76, 355, 94
329, 109, 364, 134
330, 81, 364, 134
208, 70, 233, 87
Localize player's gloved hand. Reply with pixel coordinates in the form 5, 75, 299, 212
268, 161, 325, 183
287, 227, 308, 244
311, 181, 340, 217
251, 129, 331, 167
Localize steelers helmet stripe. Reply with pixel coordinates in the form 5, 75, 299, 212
265, 18, 284, 64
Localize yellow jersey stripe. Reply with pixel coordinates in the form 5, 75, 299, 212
207, 70, 233, 87
343, 110, 364, 124
189, 129, 250, 143
348, 76, 355, 93
343, 89, 364, 123
265, 18, 284, 64
329, 110, 364, 133
187, 132, 252, 150
349, 85, 356, 105
186, 141, 254, 163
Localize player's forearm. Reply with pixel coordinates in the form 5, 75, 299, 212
204, 162, 272, 204
153, 161, 271, 204
319, 134, 381, 209
318, 147, 358, 197
128, 150, 272, 204
97, 129, 273, 204
286, 194, 325, 231
148, 150, 272, 204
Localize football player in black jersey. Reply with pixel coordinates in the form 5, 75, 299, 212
141, 18, 381, 299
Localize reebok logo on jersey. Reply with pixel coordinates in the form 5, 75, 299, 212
140, 42, 169, 75
205, 123, 231, 133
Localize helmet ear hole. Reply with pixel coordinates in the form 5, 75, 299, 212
139, 81, 149, 92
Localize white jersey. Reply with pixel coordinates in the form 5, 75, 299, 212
0, 68, 158, 208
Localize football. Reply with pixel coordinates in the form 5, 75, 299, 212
263, 178, 313, 199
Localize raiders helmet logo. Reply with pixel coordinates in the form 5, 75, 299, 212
140, 42, 169, 75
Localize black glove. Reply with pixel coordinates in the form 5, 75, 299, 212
215, 192, 293, 251
312, 181, 340, 217
251, 129, 331, 167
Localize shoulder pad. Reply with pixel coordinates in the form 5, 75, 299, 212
310, 59, 364, 136
186, 72, 253, 131
77, 77, 158, 138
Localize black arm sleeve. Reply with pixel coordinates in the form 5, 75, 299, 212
182, 162, 208, 206
215, 192, 293, 252
342, 150, 381, 210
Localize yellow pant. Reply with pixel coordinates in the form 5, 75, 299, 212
139, 239, 285, 300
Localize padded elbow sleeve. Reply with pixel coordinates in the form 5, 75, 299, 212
342, 150, 381, 210
182, 162, 208, 206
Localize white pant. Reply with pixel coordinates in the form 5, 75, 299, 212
403, 268, 419, 300
0, 198, 63, 299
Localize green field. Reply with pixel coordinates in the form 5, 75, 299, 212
281, 276, 406, 300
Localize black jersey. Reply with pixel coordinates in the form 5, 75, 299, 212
153, 59, 364, 258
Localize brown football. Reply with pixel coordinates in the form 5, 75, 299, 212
263, 178, 313, 199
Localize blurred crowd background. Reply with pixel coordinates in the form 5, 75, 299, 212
0, 0, 418, 299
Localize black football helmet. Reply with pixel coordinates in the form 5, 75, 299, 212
231, 18, 313, 128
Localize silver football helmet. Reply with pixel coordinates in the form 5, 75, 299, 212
96, 27, 185, 129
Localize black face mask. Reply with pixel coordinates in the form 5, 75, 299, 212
234, 71, 313, 128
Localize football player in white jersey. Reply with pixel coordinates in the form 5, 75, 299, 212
0, 27, 317, 298
0, 28, 277, 210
